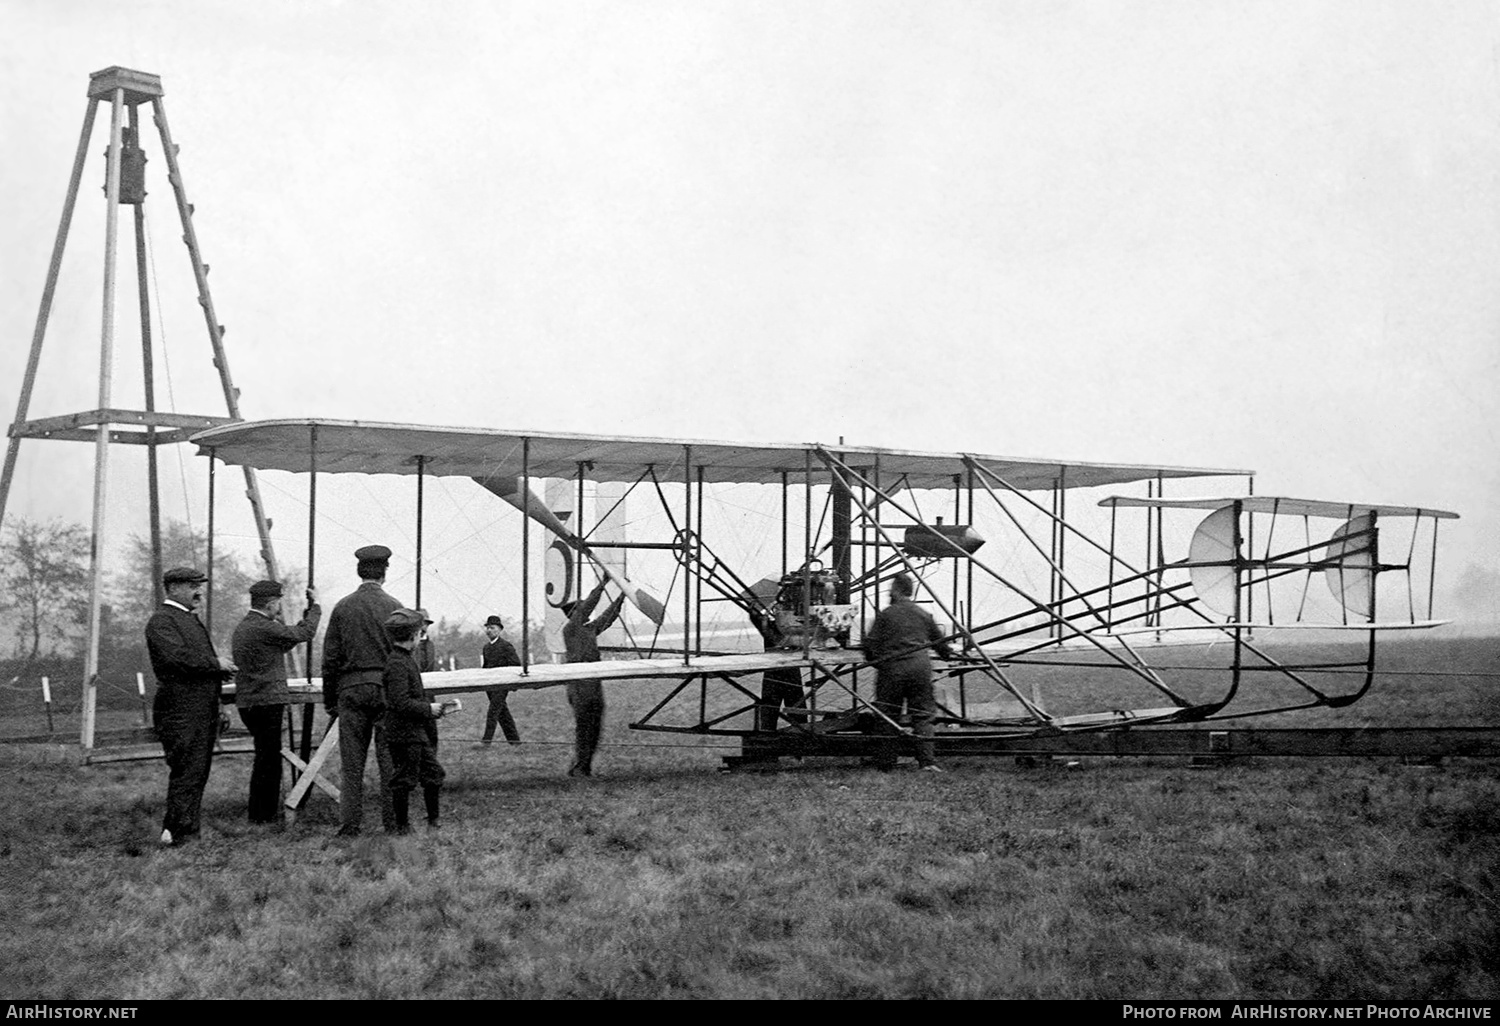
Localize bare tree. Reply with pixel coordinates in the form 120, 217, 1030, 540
112, 520, 258, 652
0, 516, 91, 667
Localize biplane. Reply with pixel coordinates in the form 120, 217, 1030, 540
186, 417, 1457, 787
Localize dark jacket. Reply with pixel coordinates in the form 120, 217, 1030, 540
321, 581, 402, 709
861, 598, 954, 670
145, 602, 230, 690
231, 603, 322, 707
482, 636, 520, 670
382, 647, 438, 745
562, 583, 625, 664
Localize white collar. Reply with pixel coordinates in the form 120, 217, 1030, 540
163, 599, 194, 613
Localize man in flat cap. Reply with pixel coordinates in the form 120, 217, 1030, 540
478, 614, 521, 745
322, 544, 403, 836
230, 580, 321, 825
145, 566, 237, 846
560, 579, 625, 777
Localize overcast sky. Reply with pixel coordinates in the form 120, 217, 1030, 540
1, 0, 1496, 630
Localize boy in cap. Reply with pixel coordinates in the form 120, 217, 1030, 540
145, 566, 237, 846
322, 544, 403, 836
382, 607, 456, 833
231, 579, 321, 825
479, 614, 521, 745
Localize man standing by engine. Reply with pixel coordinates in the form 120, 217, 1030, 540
861, 572, 954, 773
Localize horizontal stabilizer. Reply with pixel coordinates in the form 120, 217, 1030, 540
1099, 495, 1459, 520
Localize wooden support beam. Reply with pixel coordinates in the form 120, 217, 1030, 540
723, 726, 1500, 765
281, 749, 340, 802
9, 408, 234, 435
283, 719, 340, 818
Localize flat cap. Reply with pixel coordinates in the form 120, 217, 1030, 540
248, 580, 284, 600
415, 608, 435, 625
484, 614, 504, 628
384, 607, 426, 631
354, 544, 392, 563
162, 566, 208, 586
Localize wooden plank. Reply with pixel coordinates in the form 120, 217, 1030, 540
284, 720, 339, 812
281, 749, 340, 801
725, 727, 1500, 761
233, 649, 867, 704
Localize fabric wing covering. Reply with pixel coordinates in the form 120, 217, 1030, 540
1098, 495, 1459, 519
189, 418, 1251, 491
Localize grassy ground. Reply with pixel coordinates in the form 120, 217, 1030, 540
0, 636, 1495, 999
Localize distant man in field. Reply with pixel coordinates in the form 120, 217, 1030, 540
321, 544, 403, 836
145, 566, 236, 846
478, 614, 521, 745
559, 579, 625, 777
230, 580, 321, 826
414, 608, 437, 672
860, 572, 954, 773
381, 608, 456, 834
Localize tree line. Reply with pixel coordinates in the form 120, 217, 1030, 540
0, 515, 543, 713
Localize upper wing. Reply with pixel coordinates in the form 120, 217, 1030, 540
190, 417, 1249, 491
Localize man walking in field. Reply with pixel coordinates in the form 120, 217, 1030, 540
145, 566, 237, 846
860, 572, 954, 773
231, 580, 321, 825
560, 578, 625, 777
322, 544, 403, 836
478, 614, 521, 745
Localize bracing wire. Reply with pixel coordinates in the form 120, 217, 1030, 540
142, 207, 198, 554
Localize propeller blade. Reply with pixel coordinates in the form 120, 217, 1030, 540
473, 475, 668, 626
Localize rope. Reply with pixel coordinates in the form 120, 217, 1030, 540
142, 208, 197, 547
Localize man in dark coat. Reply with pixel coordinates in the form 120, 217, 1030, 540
230, 580, 321, 825
560, 579, 625, 777
749, 608, 806, 732
382, 607, 454, 834
321, 544, 403, 836
479, 614, 521, 744
146, 566, 236, 846
860, 572, 954, 772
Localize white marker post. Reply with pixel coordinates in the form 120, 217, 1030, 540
136, 672, 149, 725
41, 676, 53, 735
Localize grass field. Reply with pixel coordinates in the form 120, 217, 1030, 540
0, 636, 1496, 999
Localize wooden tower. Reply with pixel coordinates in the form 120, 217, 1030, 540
0, 67, 280, 748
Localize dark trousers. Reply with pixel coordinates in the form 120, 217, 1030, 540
870, 659, 937, 768
337, 685, 396, 832
566, 679, 604, 775
754, 668, 807, 732
237, 704, 286, 823
390, 738, 446, 827
154, 681, 221, 839
481, 689, 520, 743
